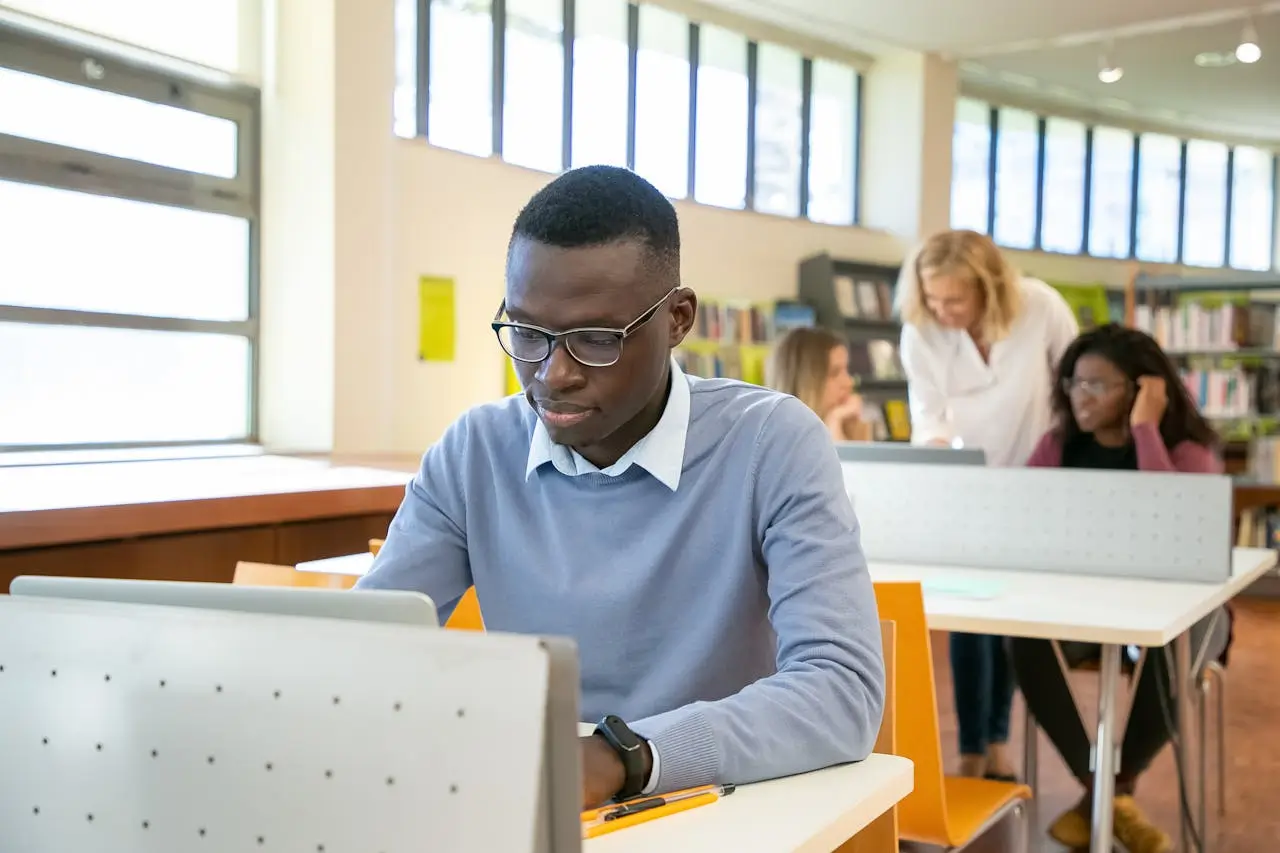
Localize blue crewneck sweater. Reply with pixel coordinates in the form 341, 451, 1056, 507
358, 373, 885, 793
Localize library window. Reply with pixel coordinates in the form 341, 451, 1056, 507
951, 97, 991, 233
1088, 126, 1134, 259
427, 0, 493, 157
1181, 139, 1229, 268
992, 106, 1038, 249
0, 24, 258, 450
753, 41, 804, 217
403, 1, 864, 225
1231, 146, 1277, 271
806, 57, 857, 226
693, 24, 748, 209
503, 0, 564, 173
570, 0, 629, 169
1039, 117, 1086, 254
953, 97, 1277, 270
394, 0, 417, 138
634, 4, 690, 199
1134, 132, 1182, 263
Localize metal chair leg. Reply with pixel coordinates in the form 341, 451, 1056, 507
1207, 661, 1227, 817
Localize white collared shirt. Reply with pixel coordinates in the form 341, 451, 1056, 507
525, 359, 690, 491
899, 276, 1079, 468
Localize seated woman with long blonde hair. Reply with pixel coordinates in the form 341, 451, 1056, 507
767, 327, 872, 441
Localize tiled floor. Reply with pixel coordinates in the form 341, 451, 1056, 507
926, 596, 1280, 852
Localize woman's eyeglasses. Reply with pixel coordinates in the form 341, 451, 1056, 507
1062, 377, 1125, 397
491, 287, 678, 368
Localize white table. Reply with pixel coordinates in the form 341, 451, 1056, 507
583, 754, 913, 853
296, 551, 376, 576
869, 547, 1277, 853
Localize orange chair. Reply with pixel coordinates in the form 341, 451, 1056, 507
837, 619, 900, 853
232, 561, 357, 590
874, 581, 1031, 851
366, 539, 482, 630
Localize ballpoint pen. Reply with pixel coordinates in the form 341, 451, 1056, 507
602, 783, 736, 820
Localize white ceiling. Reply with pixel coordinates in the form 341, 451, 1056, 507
699, 0, 1280, 142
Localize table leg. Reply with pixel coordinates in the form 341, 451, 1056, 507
1089, 643, 1122, 853
1174, 631, 1203, 853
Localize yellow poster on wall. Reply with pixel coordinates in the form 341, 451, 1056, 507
504, 358, 521, 396
418, 276, 455, 361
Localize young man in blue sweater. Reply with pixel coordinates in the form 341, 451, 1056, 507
357, 165, 884, 808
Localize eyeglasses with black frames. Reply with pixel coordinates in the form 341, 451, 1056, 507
491, 286, 679, 368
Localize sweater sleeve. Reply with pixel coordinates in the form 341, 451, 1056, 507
353, 417, 474, 623
1024, 431, 1062, 468
1132, 421, 1222, 473
630, 396, 886, 791
899, 323, 950, 445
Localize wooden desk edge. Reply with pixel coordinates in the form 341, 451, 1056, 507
0, 484, 408, 551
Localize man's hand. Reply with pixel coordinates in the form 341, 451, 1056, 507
580, 734, 653, 809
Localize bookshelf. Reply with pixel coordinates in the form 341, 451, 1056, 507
674, 298, 812, 386
798, 254, 910, 440
1130, 272, 1280, 580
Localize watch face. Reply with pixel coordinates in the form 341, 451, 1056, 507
600, 715, 642, 751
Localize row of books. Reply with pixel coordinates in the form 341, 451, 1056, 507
831, 274, 895, 321
1134, 301, 1279, 352
849, 341, 904, 381
1181, 367, 1256, 419
673, 343, 771, 387
1245, 435, 1280, 486
692, 300, 817, 345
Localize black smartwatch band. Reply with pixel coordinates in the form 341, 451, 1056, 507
594, 714, 646, 799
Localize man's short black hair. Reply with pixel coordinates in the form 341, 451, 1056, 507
510, 165, 680, 283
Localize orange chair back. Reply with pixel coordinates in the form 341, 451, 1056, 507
233, 561, 357, 590
836, 619, 899, 853
445, 586, 485, 631
873, 581, 951, 845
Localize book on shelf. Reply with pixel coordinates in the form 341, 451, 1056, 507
847, 340, 904, 381
677, 298, 809, 386
1181, 366, 1256, 419
831, 274, 894, 321
1134, 299, 1279, 352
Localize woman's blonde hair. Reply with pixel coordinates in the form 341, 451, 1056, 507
894, 229, 1023, 342
766, 327, 845, 416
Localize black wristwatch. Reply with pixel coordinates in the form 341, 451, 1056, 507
594, 714, 647, 800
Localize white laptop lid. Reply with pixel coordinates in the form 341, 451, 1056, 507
9, 576, 438, 627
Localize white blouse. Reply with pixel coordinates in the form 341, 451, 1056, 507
899, 276, 1080, 468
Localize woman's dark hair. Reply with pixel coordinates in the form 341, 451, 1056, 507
1050, 323, 1218, 449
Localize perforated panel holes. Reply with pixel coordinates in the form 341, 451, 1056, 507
104, 674, 111, 682
273, 690, 282, 700
215, 684, 223, 693
332, 695, 341, 705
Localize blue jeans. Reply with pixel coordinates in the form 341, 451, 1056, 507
949, 632, 1014, 756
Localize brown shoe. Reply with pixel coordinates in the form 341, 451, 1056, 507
1112, 795, 1172, 853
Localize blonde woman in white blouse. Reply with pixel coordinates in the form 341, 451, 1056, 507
896, 228, 1078, 780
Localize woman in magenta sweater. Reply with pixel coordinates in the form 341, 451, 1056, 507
1009, 324, 1228, 853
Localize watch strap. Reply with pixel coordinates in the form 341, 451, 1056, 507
594, 714, 646, 799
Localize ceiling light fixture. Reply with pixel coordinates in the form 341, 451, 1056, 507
1098, 42, 1123, 83
1236, 16, 1262, 63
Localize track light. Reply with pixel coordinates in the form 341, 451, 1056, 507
1236, 18, 1261, 63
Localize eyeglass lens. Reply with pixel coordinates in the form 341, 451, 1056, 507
497, 325, 624, 367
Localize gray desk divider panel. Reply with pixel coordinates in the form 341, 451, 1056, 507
0, 595, 578, 853
843, 462, 1233, 582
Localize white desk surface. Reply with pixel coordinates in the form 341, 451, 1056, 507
584, 754, 913, 853
869, 547, 1277, 647
296, 551, 377, 576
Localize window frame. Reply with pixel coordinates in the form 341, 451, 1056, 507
406, 0, 863, 226
0, 21, 261, 453
956, 93, 1278, 272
